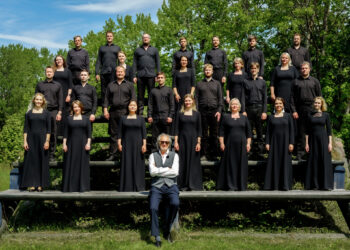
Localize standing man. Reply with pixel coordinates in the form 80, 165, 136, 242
103, 66, 136, 161
72, 69, 98, 122
66, 35, 90, 85
149, 133, 180, 247
291, 62, 322, 160
287, 33, 311, 71
195, 64, 223, 160
95, 31, 121, 102
172, 37, 195, 75
133, 33, 161, 116
242, 35, 265, 79
148, 72, 175, 150
35, 66, 63, 161
204, 36, 228, 86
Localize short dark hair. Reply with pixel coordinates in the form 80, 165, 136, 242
179, 36, 187, 43
248, 35, 257, 42
157, 72, 166, 77
80, 69, 89, 74
74, 35, 82, 41
106, 31, 113, 36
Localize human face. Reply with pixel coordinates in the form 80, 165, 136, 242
249, 39, 257, 48
142, 34, 150, 45
106, 33, 114, 43
180, 57, 188, 67
73, 103, 82, 115
300, 64, 310, 78
234, 61, 243, 70
118, 53, 126, 64
314, 98, 322, 111
116, 67, 126, 80
274, 100, 284, 112
80, 71, 89, 83
180, 39, 187, 49
230, 100, 240, 113
281, 54, 290, 66
74, 37, 82, 48
128, 101, 137, 113
45, 68, 54, 79
159, 135, 170, 152
212, 37, 220, 47
204, 67, 213, 78
157, 74, 166, 86
293, 35, 301, 46
184, 97, 193, 109
250, 66, 259, 77
55, 56, 64, 67
34, 95, 44, 108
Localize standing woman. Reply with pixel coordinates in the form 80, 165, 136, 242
118, 51, 134, 82
270, 53, 298, 112
226, 58, 248, 115
21, 93, 51, 191
174, 94, 202, 191
53, 55, 73, 134
117, 100, 147, 191
173, 56, 196, 113
264, 97, 295, 190
216, 98, 252, 191
62, 100, 91, 192
305, 97, 333, 190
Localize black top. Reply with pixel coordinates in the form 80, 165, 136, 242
125, 64, 134, 82
306, 112, 332, 137
53, 68, 73, 97
270, 66, 299, 88
67, 48, 90, 72
290, 75, 322, 112
195, 78, 223, 113
172, 68, 196, 98
227, 71, 248, 112
72, 83, 98, 114
244, 77, 267, 113
103, 79, 136, 109
287, 46, 310, 70
148, 85, 175, 120
172, 49, 195, 75
35, 80, 63, 111
133, 45, 160, 78
242, 48, 265, 77
95, 43, 121, 75
204, 47, 228, 76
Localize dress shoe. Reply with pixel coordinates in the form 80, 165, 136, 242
106, 155, 116, 161
155, 240, 162, 247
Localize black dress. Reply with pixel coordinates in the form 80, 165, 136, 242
172, 68, 196, 112
175, 111, 202, 190
305, 112, 333, 190
216, 114, 252, 191
270, 66, 298, 112
226, 71, 248, 112
117, 116, 146, 191
62, 115, 91, 192
264, 113, 295, 190
21, 110, 51, 188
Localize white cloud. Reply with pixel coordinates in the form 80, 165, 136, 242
63, 0, 162, 14
0, 34, 68, 49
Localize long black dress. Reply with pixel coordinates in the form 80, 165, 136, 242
175, 111, 202, 190
21, 110, 51, 188
117, 116, 146, 191
305, 112, 333, 190
172, 68, 196, 112
270, 66, 298, 112
63, 115, 91, 192
264, 113, 295, 190
216, 114, 252, 191
226, 71, 248, 112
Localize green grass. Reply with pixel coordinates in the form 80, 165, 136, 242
0, 163, 11, 191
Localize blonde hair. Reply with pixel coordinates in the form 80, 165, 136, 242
70, 100, 84, 115
180, 94, 197, 112
229, 98, 241, 112
233, 57, 244, 68
29, 93, 47, 111
314, 96, 327, 112
203, 64, 213, 71
279, 52, 292, 66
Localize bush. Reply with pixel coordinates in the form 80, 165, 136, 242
339, 114, 350, 159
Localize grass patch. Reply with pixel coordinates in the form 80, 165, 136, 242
0, 163, 11, 191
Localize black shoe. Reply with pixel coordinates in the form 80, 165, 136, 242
49, 155, 56, 163
106, 155, 116, 161
155, 240, 162, 247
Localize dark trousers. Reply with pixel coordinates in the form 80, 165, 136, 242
200, 108, 219, 157
57, 102, 70, 136
246, 104, 264, 152
101, 73, 114, 105
151, 119, 172, 150
83, 110, 93, 132
213, 68, 224, 86
71, 70, 81, 86
137, 77, 155, 115
48, 109, 58, 157
149, 184, 179, 237
109, 108, 127, 155
296, 104, 313, 155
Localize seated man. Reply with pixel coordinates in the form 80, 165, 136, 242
149, 133, 180, 247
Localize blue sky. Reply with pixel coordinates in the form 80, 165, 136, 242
0, 0, 162, 52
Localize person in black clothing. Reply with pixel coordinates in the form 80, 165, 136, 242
35, 66, 63, 161
195, 64, 223, 160
226, 57, 248, 115
95, 31, 121, 102
133, 33, 160, 115
291, 61, 322, 160
172, 37, 195, 75
148, 72, 175, 150
242, 35, 265, 79
104, 66, 136, 161
204, 36, 228, 85
67, 35, 90, 85
72, 69, 97, 122
287, 33, 311, 71
244, 62, 267, 155
118, 51, 134, 82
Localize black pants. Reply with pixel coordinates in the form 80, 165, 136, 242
296, 104, 313, 155
109, 108, 127, 155
200, 108, 219, 157
137, 77, 155, 115
151, 119, 172, 150
213, 68, 224, 86
71, 70, 81, 86
83, 110, 93, 133
57, 102, 70, 136
101, 73, 114, 105
246, 104, 264, 152
48, 109, 58, 157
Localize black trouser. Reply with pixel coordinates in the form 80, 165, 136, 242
101, 73, 114, 105
108, 108, 128, 155
151, 119, 172, 150
295, 104, 313, 156
246, 104, 264, 151
48, 109, 59, 157
213, 68, 224, 86
137, 77, 155, 115
57, 102, 70, 136
83, 110, 93, 133
200, 108, 219, 157
71, 70, 81, 86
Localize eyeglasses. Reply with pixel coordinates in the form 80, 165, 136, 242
160, 141, 170, 145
